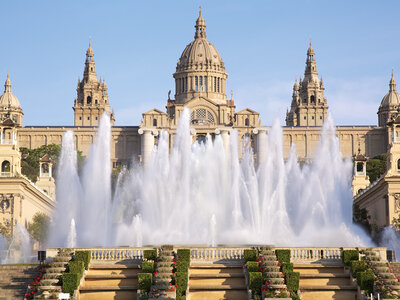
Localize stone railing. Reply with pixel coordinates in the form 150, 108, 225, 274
188, 247, 248, 260
58, 247, 154, 261
283, 247, 342, 263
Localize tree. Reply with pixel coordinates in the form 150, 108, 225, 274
28, 212, 50, 247
366, 153, 387, 183
20, 144, 61, 182
0, 221, 11, 243
353, 204, 371, 233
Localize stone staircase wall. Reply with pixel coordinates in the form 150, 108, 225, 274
0, 264, 40, 300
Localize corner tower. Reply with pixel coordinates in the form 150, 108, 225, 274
173, 8, 228, 104
378, 71, 400, 127
0, 74, 23, 127
73, 42, 115, 126
286, 43, 328, 126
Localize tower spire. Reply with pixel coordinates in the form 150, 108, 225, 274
390, 69, 396, 91
4, 73, 11, 93
83, 41, 97, 82
194, 7, 206, 39
304, 41, 318, 80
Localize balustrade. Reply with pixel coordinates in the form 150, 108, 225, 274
189, 247, 247, 260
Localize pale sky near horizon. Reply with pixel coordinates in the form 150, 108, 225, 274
1, 0, 399, 127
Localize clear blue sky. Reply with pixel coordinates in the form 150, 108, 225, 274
2, 0, 399, 126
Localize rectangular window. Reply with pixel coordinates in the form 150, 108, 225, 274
195, 76, 198, 92
185, 77, 188, 92
204, 76, 207, 92
217, 78, 220, 92
79, 117, 82, 120
88, 117, 90, 120
214, 77, 216, 92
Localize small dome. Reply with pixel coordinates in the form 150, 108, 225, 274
380, 73, 400, 107
0, 74, 21, 109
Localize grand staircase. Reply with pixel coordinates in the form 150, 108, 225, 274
0, 264, 39, 300
78, 264, 139, 300
188, 263, 247, 300
295, 264, 358, 300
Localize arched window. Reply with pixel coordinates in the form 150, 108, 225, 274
185, 77, 188, 92
217, 78, 220, 92
95, 99, 98, 104
199, 76, 203, 91
397, 159, 400, 171
356, 162, 363, 172
153, 119, 157, 127
42, 163, 49, 175
196, 134, 206, 144
245, 118, 250, 126
1, 160, 10, 176
310, 95, 315, 103
204, 76, 207, 91
195, 76, 198, 92
214, 77, 217, 92
87, 96, 92, 104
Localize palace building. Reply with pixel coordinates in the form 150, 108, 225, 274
0, 10, 398, 230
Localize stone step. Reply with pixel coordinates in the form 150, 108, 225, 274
190, 273, 244, 278
300, 285, 357, 291
83, 278, 137, 287
90, 264, 140, 269
79, 291, 138, 300
80, 285, 138, 291
300, 277, 351, 286
300, 290, 357, 300
190, 264, 243, 269
188, 290, 248, 300
300, 273, 350, 278
189, 284, 247, 291
85, 274, 138, 279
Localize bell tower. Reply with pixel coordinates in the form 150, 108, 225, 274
73, 42, 115, 126
286, 42, 328, 126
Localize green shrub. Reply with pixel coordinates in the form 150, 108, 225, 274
285, 271, 300, 293
358, 270, 374, 294
342, 250, 359, 267
351, 260, 366, 277
138, 273, 152, 293
244, 249, 257, 262
246, 261, 259, 273
248, 272, 263, 293
141, 261, 154, 273
175, 271, 188, 298
68, 261, 84, 278
290, 291, 301, 300
74, 251, 91, 270
281, 262, 293, 275
144, 249, 157, 261
177, 249, 190, 262
62, 273, 80, 295
275, 249, 290, 264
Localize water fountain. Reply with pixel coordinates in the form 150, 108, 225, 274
48, 109, 373, 248
2, 224, 32, 264
67, 218, 77, 248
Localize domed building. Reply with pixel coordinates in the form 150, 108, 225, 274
140, 9, 261, 164
378, 72, 400, 127
0, 74, 23, 127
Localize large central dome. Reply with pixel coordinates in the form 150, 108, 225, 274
174, 10, 228, 104
176, 12, 225, 72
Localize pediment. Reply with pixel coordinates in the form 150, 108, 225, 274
143, 108, 167, 116
236, 108, 259, 115
184, 96, 219, 110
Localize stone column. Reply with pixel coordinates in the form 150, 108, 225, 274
138, 128, 158, 165
253, 128, 267, 166
215, 128, 231, 157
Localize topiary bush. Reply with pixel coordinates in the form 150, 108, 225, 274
144, 249, 157, 261
281, 262, 293, 275
244, 249, 257, 262
141, 261, 154, 273
342, 250, 359, 267
74, 251, 91, 270
351, 260, 366, 278
138, 273, 152, 293
176, 249, 190, 300
358, 269, 374, 294
62, 273, 80, 295
285, 271, 300, 293
248, 272, 263, 294
68, 261, 84, 280
275, 249, 290, 264
246, 261, 259, 273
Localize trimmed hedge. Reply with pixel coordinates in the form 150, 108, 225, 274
62, 273, 80, 295
281, 262, 293, 275
75, 251, 91, 270
342, 250, 359, 267
141, 261, 154, 273
285, 271, 300, 293
275, 249, 290, 264
138, 273, 152, 292
248, 272, 263, 294
144, 249, 157, 261
176, 249, 190, 300
68, 261, 84, 279
244, 249, 257, 263
246, 261, 259, 273
351, 260, 366, 278
358, 270, 374, 294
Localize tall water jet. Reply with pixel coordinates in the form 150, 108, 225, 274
0, 235, 8, 263
4, 224, 32, 263
67, 219, 77, 248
